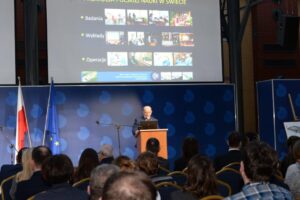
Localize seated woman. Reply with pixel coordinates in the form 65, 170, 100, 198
113, 155, 137, 171
171, 154, 218, 200
72, 148, 99, 184
136, 152, 172, 184
10, 148, 33, 199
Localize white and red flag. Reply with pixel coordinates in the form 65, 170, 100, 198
16, 79, 31, 152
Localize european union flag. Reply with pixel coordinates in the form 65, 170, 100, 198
43, 79, 60, 154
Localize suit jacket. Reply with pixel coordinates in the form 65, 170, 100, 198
214, 149, 242, 172
132, 116, 158, 136
33, 183, 89, 200
0, 164, 22, 184
15, 171, 50, 200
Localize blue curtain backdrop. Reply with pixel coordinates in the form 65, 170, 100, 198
0, 84, 236, 169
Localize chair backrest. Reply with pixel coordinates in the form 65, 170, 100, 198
216, 180, 231, 197
72, 177, 90, 191
1, 175, 15, 200
222, 162, 240, 171
167, 171, 187, 186
158, 166, 171, 176
200, 195, 224, 200
216, 168, 243, 195
155, 181, 182, 200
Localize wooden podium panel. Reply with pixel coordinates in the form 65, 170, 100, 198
137, 129, 168, 159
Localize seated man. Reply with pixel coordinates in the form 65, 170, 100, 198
88, 164, 120, 200
98, 144, 114, 165
224, 141, 293, 200
102, 171, 157, 200
34, 154, 89, 200
15, 146, 52, 200
0, 147, 27, 184
214, 131, 242, 171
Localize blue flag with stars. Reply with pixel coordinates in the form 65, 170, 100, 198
43, 79, 60, 154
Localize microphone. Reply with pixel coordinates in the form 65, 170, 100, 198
96, 120, 100, 125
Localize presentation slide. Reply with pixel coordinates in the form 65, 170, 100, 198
47, 0, 222, 83
0, 0, 16, 84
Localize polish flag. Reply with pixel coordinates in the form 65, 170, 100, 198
16, 81, 29, 151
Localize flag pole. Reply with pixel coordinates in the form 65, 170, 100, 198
42, 77, 53, 145
18, 76, 32, 148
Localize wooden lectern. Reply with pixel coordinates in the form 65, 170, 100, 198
137, 129, 168, 159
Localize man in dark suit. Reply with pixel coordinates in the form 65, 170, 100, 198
132, 105, 158, 137
15, 146, 52, 200
34, 154, 89, 200
0, 147, 27, 184
214, 131, 242, 171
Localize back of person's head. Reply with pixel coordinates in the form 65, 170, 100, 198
76, 148, 99, 181
146, 138, 160, 155
293, 140, 300, 161
17, 148, 33, 182
42, 154, 73, 184
287, 136, 300, 152
242, 141, 278, 182
227, 131, 242, 148
99, 144, 113, 158
17, 147, 29, 164
102, 171, 156, 200
182, 136, 199, 161
113, 155, 137, 171
136, 152, 158, 176
89, 164, 120, 200
32, 146, 52, 167
185, 154, 217, 198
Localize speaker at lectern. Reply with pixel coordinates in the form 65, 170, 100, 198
137, 128, 168, 159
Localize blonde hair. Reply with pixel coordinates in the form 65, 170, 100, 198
16, 148, 33, 182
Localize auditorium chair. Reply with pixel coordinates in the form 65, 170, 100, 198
167, 171, 187, 186
0, 175, 15, 200
222, 162, 240, 171
216, 167, 243, 195
72, 177, 90, 191
155, 181, 182, 200
200, 195, 224, 200
216, 180, 231, 197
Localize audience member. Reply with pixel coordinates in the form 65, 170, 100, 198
171, 154, 218, 200
0, 147, 28, 184
146, 138, 169, 170
88, 164, 120, 200
10, 148, 33, 199
214, 131, 242, 171
15, 146, 52, 200
98, 144, 114, 165
284, 140, 300, 199
113, 155, 137, 171
174, 136, 199, 171
224, 141, 292, 200
102, 171, 157, 200
281, 136, 300, 177
136, 152, 172, 184
72, 148, 99, 183
34, 154, 89, 200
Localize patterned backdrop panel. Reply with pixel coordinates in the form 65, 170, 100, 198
0, 84, 235, 169
257, 80, 300, 160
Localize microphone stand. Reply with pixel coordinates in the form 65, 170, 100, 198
0, 126, 18, 164
96, 121, 132, 156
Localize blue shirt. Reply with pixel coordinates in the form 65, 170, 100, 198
224, 182, 293, 200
